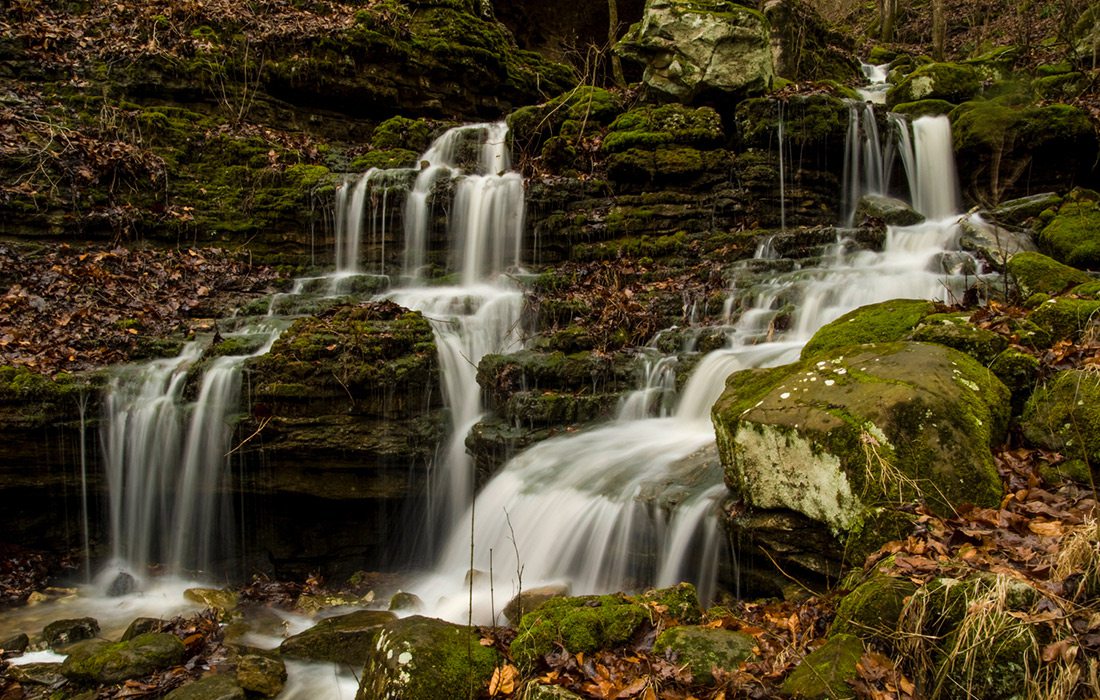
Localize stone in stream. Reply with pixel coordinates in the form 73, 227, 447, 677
279, 609, 396, 666
1, 632, 29, 653
164, 673, 245, 700
235, 654, 287, 698
855, 194, 925, 227
43, 617, 100, 648
60, 632, 184, 684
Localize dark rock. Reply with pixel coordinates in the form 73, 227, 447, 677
106, 572, 137, 597
43, 617, 100, 648
1, 632, 29, 653
235, 654, 287, 698
121, 618, 167, 642
60, 633, 184, 684
855, 194, 925, 226
165, 674, 246, 700
279, 610, 396, 666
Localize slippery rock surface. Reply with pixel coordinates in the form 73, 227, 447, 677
617, 0, 774, 103
713, 341, 1009, 562
60, 633, 185, 684
357, 616, 500, 700
279, 610, 396, 666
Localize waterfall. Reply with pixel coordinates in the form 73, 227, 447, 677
893, 115, 959, 220
414, 109, 978, 625
842, 101, 886, 226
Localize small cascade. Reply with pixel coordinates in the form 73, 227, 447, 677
617, 354, 679, 422
891, 115, 959, 219
842, 101, 886, 226
857, 63, 890, 104
416, 107, 980, 625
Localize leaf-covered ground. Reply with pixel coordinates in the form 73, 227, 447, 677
0, 244, 284, 374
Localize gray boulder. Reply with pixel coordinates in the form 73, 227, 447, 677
617, 0, 774, 103
855, 194, 925, 226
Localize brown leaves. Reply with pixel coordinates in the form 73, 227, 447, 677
0, 243, 282, 374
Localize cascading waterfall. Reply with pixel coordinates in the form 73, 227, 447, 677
335, 122, 526, 548
414, 111, 979, 625
842, 101, 886, 226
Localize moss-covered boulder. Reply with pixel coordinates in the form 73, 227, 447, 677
799, 299, 935, 360
886, 63, 981, 107
831, 566, 917, 646
356, 616, 500, 700
510, 594, 649, 667
855, 195, 925, 226
280, 610, 396, 666
1021, 370, 1100, 475
762, 0, 859, 83
736, 94, 848, 151
780, 633, 863, 699
165, 674, 245, 700
713, 342, 1008, 562
989, 348, 1041, 412
951, 100, 1097, 203
235, 654, 286, 698
640, 582, 704, 624
653, 626, 756, 683
1040, 199, 1100, 271
507, 87, 624, 174
990, 192, 1063, 226
891, 99, 956, 118
502, 584, 570, 625
909, 313, 1007, 364
1006, 251, 1092, 298
617, 0, 774, 103
1026, 297, 1100, 343
60, 633, 185, 684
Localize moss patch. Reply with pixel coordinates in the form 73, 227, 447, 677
510, 594, 649, 668
800, 299, 936, 360
1040, 200, 1100, 271
1006, 251, 1092, 298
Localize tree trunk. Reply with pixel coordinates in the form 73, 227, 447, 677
881, 0, 898, 42
932, 0, 946, 60
608, 0, 626, 87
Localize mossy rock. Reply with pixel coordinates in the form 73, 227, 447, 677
989, 348, 1041, 411
279, 610, 396, 666
990, 192, 1063, 226
235, 654, 286, 698
1071, 280, 1100, 299
603, 104, 724, 153
800, 299, 936, 360
780, 633, 863, 699
653, 626, 756, 683
357, 615, 500, 700
735, 94, 848, 149
61, 633, 185, 684
855, 195, 925, 226
510, 594, 649, 668
165, 674, 245, 700
891, 98, 956, 118
639, 582, 703, 624
886, 62, 981, 107
831, 570, 917, 646
525, 685, 584, 700
184, 588, 239, 617
1021, 370, 1100, 473
1005, 251, 1091, 298
713, 342, 1008, 562
502, 585, 569, 625
1040, 200, 1100, 270
933, 609, 1036, 700
908, 313, 1007, 364
507, 86, 624, 152
1026, 297, 1100, 343
370, 116, 433, 152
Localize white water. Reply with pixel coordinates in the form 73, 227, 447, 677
842, 101, 886, 226
857, 62, 890, 104
413, 114, 976, 624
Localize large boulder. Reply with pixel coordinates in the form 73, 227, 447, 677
1040, 198, 1100, 271
886, 62, 982, 108
761, 0, 859, 83
713, 341, 1009, 563
357, 616, 501, 700
280, 610, 396, 666
855, 195, 925, 227
1006, 251, 1092, 298
617, 0, 774, 103
60, 633, 185, 684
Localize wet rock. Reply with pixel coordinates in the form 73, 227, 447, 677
165, 674, 245, 700
617, 0, 774, 103
106, 571, 137, 597
43, 617, 100, 648
886, 62, 982, 107
855, 194, 925, 226
502, 584, 570, 625
958, 215, 1037, 269
121, 618, 167, 642
357, 616, 500, 700
235, 654, 287, 698
184, 588, 239, 617
1, 632, 29, 653
654, 625, 756, 683
510, 594, 649, 667
989, 192, 1063, 226
279, 610, 396, 666
1006, 251, 1091, 298
713, 341, 1009, 563
8, 662, 66, 689
60, 633, 184, 684
387, 591, 423, 613
780, 633, 863, 699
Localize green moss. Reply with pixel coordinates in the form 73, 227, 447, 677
510, 595, 649, 668
652, 626, 756, 683
989, 348, 1040, 411
1022, 369, 1100, 471
639, 583, 703, 624
831, 570, 917, 646
60, 633, 184, 684
909, 313, 1007, 364
603, 104, 724, 153
781, 633, 863, 699
890, 99, 956, 118
800, 299, 935, 360
1039, 200, 1100, 270
1071, 280, 1100, 299
886, 62, 982, 107
350, 149, 420, 170
370, 116, 432, 152
1026, 297, 1100, 343
735, 94, 848, 149
1005, 251, 1091, 298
